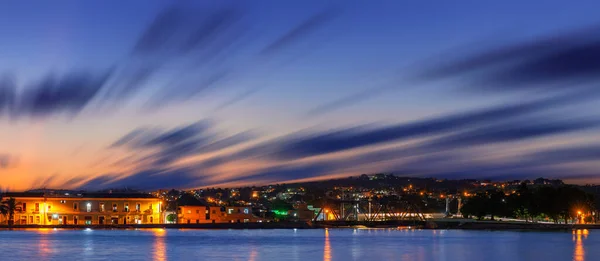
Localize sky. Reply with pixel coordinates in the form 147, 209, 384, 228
2, 0, 600, 191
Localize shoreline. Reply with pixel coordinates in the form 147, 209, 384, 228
1, 220, 599, 231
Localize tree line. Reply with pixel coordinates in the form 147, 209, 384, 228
460, 183, 596, 224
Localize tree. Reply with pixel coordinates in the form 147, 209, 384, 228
534, 186, 561, 223
487, 190, 507, 220
556, 186, 593, 224
530, 185, 594, 224
166, 213, 178, 223
506, 183, 534, 222
270, 199, 293, 212
0, 197, 17, 226
461, 193, 488, 220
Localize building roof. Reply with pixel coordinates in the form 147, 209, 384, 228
80, 192, 157, 199
1, 192, 157, 199
1, 192, 45, 198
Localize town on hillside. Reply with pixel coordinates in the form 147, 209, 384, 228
1, 174, 599, 226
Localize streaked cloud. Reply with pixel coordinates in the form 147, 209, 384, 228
0, 154, 18, 169
311, 24, 600, 114
0, 2, 340, 120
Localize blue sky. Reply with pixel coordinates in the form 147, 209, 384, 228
1, 0, 600, 190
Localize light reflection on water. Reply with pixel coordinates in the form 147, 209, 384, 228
36, 228, 52, 259
0, 228, 596, 261
324, 229, 331, 261
573, 229, 589, 261
153, 229, 167, 261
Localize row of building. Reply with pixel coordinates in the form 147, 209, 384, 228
0, 191, 264, 225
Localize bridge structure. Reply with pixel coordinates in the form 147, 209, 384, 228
312, 190, 467, 222
312, 194, 432, 222
445, 194, 463, 217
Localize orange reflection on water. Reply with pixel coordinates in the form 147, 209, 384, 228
573, 229, 588, 261
153, 228, 167, 261
37, 228, 53, 258
248, 247, 258, 261
324, 229, 331, 261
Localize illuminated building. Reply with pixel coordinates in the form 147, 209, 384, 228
0, 192, 163, 225
177, 205, 264, 223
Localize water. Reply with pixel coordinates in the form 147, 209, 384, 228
0, 228, 597, 261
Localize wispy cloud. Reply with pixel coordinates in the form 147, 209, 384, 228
110, 120, 255, 167
272, 92, 593, 160
0, 154, 18, 169
310, 24, 600, 115
79, 88, 600, 190
418, 26, 600, 87
0, 70, 113, 119
260, 7, 339, 56
0, 3, 341, 120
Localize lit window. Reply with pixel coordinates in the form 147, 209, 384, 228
187, 210, 191, 214
228, 209, 234, 214
243, 209, 249, 214
124, 203, 129, 212
100, 203, 105, 212
60, 200, 66, 204
112, 204, 118, 212
86, 203, 91, 212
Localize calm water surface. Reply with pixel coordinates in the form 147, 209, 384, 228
0, 228, 597, 261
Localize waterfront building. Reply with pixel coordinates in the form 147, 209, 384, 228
291, 203, 316, 221
177, 205, 264, 223
0, 191, 163, 225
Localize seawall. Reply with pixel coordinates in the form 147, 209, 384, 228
1, 220, 599, 230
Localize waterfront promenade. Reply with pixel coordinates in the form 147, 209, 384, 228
2, 219, 600, 231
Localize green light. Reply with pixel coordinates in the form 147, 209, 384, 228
272, 210, 288, 216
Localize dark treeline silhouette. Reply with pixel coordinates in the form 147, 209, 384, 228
461, 183, 596, 224
0, 196, 16, 226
